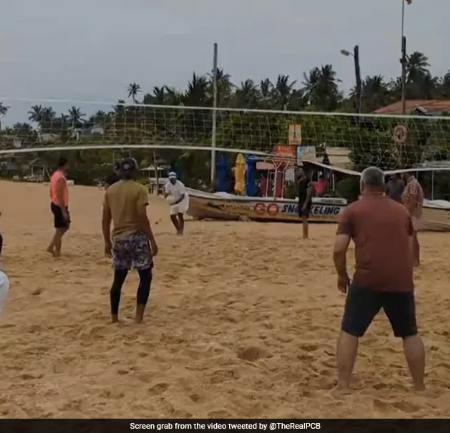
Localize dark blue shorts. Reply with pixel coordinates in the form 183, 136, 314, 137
341, 281, 418, 338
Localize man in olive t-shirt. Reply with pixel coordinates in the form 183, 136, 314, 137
102, 158, 158, 324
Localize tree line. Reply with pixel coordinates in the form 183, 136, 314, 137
0, 51, 450, 188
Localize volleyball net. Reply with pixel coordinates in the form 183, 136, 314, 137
1, 98, 450, 170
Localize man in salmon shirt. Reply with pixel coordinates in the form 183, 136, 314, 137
47, 156, 70, 257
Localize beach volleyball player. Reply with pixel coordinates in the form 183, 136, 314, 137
164, 172, 189, 235
47, 157, 70, 257
102, 158, 158, 324
297, 167, 313, 239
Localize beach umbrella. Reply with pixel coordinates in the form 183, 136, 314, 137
245, 155, 258, 196
234, 154, 246, 195
216, 154, 228, 192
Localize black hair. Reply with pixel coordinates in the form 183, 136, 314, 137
57, 156, 68, 168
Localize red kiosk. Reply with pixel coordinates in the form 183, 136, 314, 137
257, 145, 296, 199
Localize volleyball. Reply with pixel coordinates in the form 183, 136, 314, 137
166, 195, 176, 206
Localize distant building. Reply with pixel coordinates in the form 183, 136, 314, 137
375, 100, 450, 116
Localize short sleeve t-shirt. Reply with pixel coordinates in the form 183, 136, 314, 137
103, 180, 149, 239
336, 193, 414, 292
165, 180, 188, 202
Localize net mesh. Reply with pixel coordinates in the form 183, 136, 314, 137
1, 98, 450, 170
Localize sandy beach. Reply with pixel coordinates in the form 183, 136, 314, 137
0, 180, 450, 419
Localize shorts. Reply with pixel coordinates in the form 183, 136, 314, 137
170, 198, 189, 216
341, 281, 417, 338
298, 201, 311, 218
51, 203, 70, 229
0, 270, 9, 318
112, 231, 153, 271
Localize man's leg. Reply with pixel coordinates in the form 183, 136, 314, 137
110, 269, 128, 323
0, 232, 3, 256
383, 292, 425, 391
302, 216, 309, 239
135, 267, 152, 323
177, 213, 185, 235
47, 227, 68, 257
336, 283, 381, 393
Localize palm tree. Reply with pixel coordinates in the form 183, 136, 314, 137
68, 106, 85, 129
127, 83, 141, 103
208, 67, 234, 107
0, 102, 9, 130
184, 73, 209, 106
152, 86, 167, 105
356, 75, 389, 112
406, 52, 430, 84
234, 79, 259, 108
274, 75, 297, 110
28, 105, 44, 124
302, 65, 340, 111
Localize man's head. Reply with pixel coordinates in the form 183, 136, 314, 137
168, 171, 177, 185
57, 156, 69, 173
402, 172, 413, 182
360, 166, 385, 193
119, 157, 138, 180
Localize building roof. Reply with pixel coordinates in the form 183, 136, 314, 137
375, 100, 450, 115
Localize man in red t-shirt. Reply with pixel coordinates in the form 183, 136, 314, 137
333, 166, 425, 394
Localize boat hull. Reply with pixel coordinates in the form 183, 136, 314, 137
186, 189, 450, 231
186, 189, 346, 223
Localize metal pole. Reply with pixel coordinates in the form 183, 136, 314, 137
210, 43, 218, 188
431, 170, 434, 200
353, 45, 362, 114
401, 0, 407, 115
153, 150, 159, 196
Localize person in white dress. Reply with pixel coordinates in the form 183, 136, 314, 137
164, 172, 189, 235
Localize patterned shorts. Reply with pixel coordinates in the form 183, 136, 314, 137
112, 231, 153, 271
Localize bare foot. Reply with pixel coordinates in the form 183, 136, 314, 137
414, 383, 426, 392
331, 385, 352, 396
111, 315, 119, 323
46, 246, 54, 255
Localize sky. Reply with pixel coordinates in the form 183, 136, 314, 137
0, 0, 449, 124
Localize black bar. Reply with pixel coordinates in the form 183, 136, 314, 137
0, 420, 449, 433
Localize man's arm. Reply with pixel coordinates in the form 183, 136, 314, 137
102, 195, 112, 244
333, 208, 353, 278
136, 188, 158, 255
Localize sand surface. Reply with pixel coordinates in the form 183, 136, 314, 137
0, 181, 450, 419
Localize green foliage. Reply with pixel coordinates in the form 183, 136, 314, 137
336, 177, 360, 203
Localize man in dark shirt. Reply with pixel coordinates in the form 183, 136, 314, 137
386, 174, 404, 202
297, 167, 314, 239
333, 166, 425, 394
104, 163, 121, 189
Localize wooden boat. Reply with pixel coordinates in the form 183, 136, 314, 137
186, 188, 347, 223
